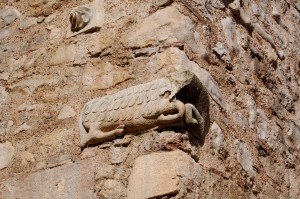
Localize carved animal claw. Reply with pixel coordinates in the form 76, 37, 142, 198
114, 125, 125, 136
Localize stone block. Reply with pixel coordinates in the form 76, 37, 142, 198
1, 159, 94, 199
50, 44, 76, 65
127, 150, 202, 199
0, 141, 14, 170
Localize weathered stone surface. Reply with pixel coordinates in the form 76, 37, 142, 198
110, 146, 130, 164
57, 105, 76, 120
146, 47, 228, 110
1, 159, 94, 199
99, 179, 125, 199
67, 0, 105, 37
127, 150, 202, 199
0, 86, 8, 111
13, 123, 31, 135
50, 44, 76, 65
256, 109, 279, 149
0, 121, 13, 136
288, 122, 300, 149
82, 61, 131, 90
20, 151, 35, 165
18, 17, 37, 30
211, 122, 228, 159
246, 94, 256, 129
123, 6, 206, 56
234, 140, 254, 177
0, 141, 14, 170
0, 7, 21, 27
47, 26, 62, 44
221, 17, 237, 50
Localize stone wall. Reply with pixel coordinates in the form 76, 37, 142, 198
0, 0, 299, 198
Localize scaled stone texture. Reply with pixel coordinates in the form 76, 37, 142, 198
79, 70, 210, 147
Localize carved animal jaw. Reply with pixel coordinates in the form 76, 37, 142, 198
69, 7, 92, 32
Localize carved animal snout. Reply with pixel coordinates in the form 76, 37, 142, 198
70, 7, 92, 32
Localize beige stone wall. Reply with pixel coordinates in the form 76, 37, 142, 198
0, 0, 299, 198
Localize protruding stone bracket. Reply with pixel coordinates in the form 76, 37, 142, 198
67, 0, 105, 38
79, 70, 210, 147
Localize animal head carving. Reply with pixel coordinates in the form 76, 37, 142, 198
69, 7, 92, 32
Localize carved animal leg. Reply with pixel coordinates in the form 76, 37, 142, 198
184, 103, 205, 141
83, 125, 125, 146
157, 101, 185, 123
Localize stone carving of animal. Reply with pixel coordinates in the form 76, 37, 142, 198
69, 7, 92, 32
79, 71, 210, 147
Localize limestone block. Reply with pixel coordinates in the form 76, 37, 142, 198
67, 0, 105, 38
82, 61, 132, 90
0, 6, 21, 27
18, 17, 37, 30
50, 44, 76, 65
57, 105, 76, 120
123, 6, 206, 56
0, 141, 14, 170
146, 47, 228, 110
127, 150, 202, 199
1, 159, 94, 199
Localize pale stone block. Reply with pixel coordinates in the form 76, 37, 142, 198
0, 141, 14, 170
127, 150, 201, 199
50, 44, 76, 65
1, 159, 94, 199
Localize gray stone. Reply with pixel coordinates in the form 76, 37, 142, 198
0, 86, 8, 111
246, 94, 256, 129
0, 7, 21, 26
233, 111, 248, 130
0, 28, 12, 41
221, 17, 237, 50
288, 122, 300, 149
18, 17, 37, 30
0, 141, 14, 170
1, 159, 94, 199
211, 122, 224, 149
127, 150, 202, 199
57, 105, 76, 120
0, 121, 13, 136
256, 109, 279, 149
234, 140, 254, 177
212, 42, 230, 62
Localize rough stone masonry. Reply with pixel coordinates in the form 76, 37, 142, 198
0, 0, 299, 198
